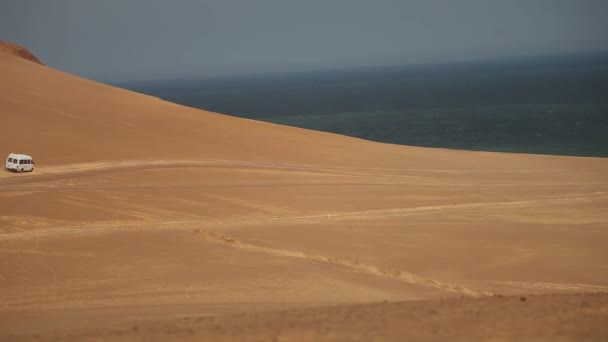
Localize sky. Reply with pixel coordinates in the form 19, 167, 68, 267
1, 0, 607, 82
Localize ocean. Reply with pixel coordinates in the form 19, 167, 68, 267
119, 53, 608, 157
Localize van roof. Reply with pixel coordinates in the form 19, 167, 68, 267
8, 153, 32, 159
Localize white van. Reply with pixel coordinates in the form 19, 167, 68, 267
5, 153, 35, 172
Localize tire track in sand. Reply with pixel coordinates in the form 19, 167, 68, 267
0, 192, 605, 241
0, 159, 410, 186
193, 228, 493, 297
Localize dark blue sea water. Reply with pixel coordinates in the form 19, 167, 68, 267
119, 53, 608, 157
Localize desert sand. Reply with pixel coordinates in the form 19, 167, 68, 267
1, 44, 607, 341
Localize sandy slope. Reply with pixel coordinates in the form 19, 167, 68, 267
20, 293, 608, 341
1, 47, 608, 340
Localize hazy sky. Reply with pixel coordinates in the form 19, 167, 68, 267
1, 0, 607, 82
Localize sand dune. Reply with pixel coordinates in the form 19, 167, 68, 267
24, 293, 608, 341
1, 46, 607, 340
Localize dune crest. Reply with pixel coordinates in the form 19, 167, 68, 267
0, 41, 43, 65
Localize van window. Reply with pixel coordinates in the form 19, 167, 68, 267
27, 160, 31, 164
7, 158, 12, 163
19, 160, 24, 165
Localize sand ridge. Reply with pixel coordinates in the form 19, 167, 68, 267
0, 41, 43, 65
24, 293, 608, 341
